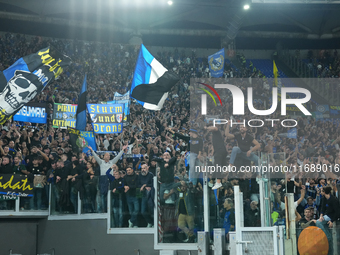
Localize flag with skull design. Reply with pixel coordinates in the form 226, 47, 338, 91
0, 46, 71, 124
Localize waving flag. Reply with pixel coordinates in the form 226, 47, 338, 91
208, 48, 225, 78
0, 47, 71, 124
76, 74, 87, 131
287, 128, 297, 139
130, 44, 179, 110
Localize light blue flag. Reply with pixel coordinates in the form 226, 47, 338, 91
287, 128, 297, 139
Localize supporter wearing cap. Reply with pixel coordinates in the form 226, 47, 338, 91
31, 132, 41, 148
149, 157, 157, 176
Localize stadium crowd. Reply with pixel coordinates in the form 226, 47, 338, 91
0, 32, 340, 249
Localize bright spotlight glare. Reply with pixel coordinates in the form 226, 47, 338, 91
167, 0, 173, 5
243, 4, 250, 10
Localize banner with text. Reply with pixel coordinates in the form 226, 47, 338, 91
87, 104, 124, 134
330, 105, 340, 118
0, 174, 34, 197
13, 102, 47, 124
52, 103, 77, 129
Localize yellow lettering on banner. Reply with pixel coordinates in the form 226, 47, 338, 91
49, 60, 61, 72
19, 179, 33, 191
106, 126, 111, 133
330, 106, 340, 110
115, 106, 122, 113
109, 107, 114, 113
54, 67, 63, 79
102, 107, 107, 113
90, 105, 95, 113
38, 49, 55, 66
0, 109, 7, 124
105, 116, 109, 122
81, 132, 93, 138
96, 105, 100, 112
111, 115, 115, 122
57, 105, 62, 111
0, 176, 33, 191
99, 116, 104, 122
113, 125, 117, 133
100, 125, 104, 133
118, 125, 122, 133
94, 124, 99, 132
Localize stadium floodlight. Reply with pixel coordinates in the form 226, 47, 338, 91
167, 0, 173, 5
243, 4, 250, 9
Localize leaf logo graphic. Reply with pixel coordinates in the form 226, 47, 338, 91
198, 82, 222, 106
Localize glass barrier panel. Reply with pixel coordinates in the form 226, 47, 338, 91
80, 175, 109, 215
157, 174, 203, 243
108, 173, 155, 229
50, 181, 77, 215
20, 174, 49, 211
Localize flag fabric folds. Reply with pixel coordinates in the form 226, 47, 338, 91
208, 48, 225, 78
130, 44, 179, 110
76, 74, 88, 131
287, 128, 297, 139
273, 60, 278, 87
0, 46, 71, 124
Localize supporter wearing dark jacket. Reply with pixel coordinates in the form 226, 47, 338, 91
154, 151, 177, 204
123, 167, 139, 228
0, 156, 13, 174
138, 162, 154, 227
106, 166, 125, 227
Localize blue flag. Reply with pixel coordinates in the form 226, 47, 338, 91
130, 44, 179, 110
76, 74, 87, 131
208, 48, 225, 78
287, 128, 297, 139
